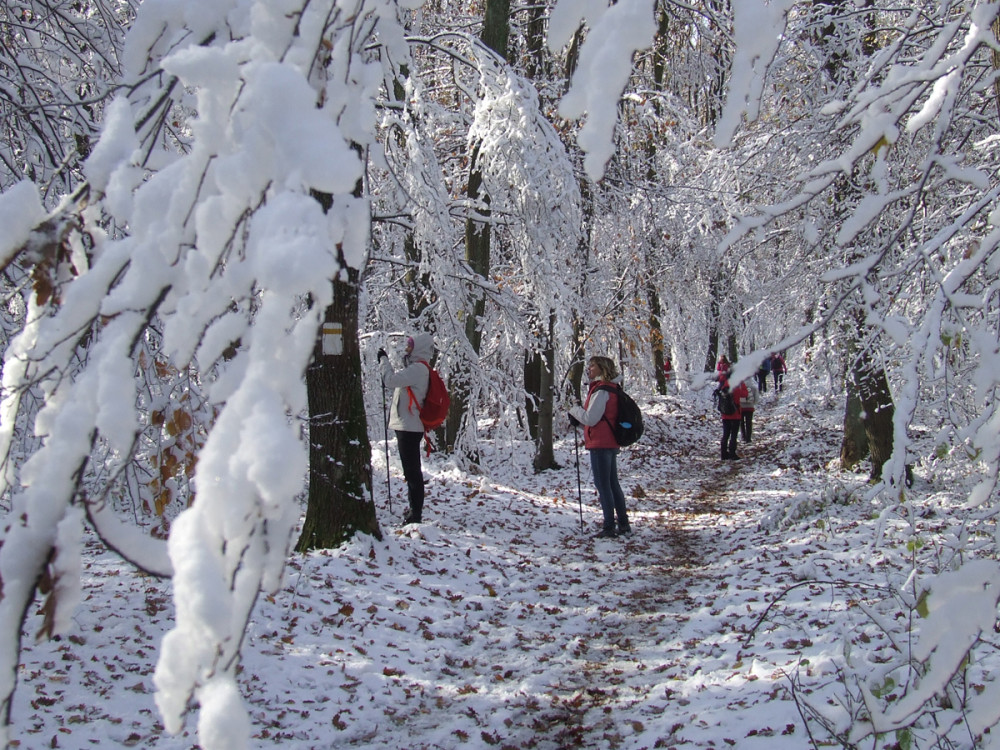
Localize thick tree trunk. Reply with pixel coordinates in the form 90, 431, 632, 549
840, 306, 895, 481
840, 378, 868, 471
817, 4, 892, 483
856, 351, 895, 482
482, 0, 510, 58
297, 271, 382, 550
727, 332, 739, 365
298, 184, 381, 550
524, 1, 547, 81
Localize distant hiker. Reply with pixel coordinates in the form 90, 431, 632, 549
739, 377, 760, 444
756, 356, 770, 394
713, 372, 745, 461
663, 355, 672, 382
378, 333, 435, 525
716, 354, 730, 375
569, 356, 631, 539
770, 352, 786, 392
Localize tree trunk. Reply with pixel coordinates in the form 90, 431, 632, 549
524, 1, 547, 81
840, 307, 894, 481
446, 0, 510, 458
482, 0, 511, 60
648, 282, 667, 395
388, 63, 432, 324
856, 350, 895, 482
532, 310, 558, 472
297, 269, 382, 550
840, 376, 868, 471
298, 184, 381, 550
567, 177, 592, 405
646, 8, 671, 395
524, 350, 541, 442
818, 4, 894, 483
464, 144, 490, 361
727, 332, 739, 365
704, 274, 721, 372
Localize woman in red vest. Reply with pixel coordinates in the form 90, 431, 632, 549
569, 356, 631, 539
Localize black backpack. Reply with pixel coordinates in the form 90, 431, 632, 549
715, 386, 737, 416
596, 384, 644, 447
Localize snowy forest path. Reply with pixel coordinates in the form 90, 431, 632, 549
528, 389, 818, 748
11, 388, 839, 750
522, 402, 777, 747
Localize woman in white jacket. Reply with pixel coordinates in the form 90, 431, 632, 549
378, 333, 434, 524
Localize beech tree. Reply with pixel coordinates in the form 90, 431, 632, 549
0, 0, 414, 744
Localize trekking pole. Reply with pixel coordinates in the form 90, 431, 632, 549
382, 379, 392, 513
573, 425, 584, 532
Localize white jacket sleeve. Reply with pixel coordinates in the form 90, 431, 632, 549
570, 389, 610, 427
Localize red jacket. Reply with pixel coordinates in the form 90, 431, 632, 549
722, 381, 747, 421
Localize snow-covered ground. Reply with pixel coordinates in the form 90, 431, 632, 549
11, 375, 984, 748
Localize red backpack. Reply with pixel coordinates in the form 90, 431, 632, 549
407, 362, 450, 430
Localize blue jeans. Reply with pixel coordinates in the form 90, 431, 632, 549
590, 448, 628, 531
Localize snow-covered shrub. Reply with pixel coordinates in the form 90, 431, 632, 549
760, 481, 859, 530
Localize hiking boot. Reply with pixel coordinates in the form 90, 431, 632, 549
594, 528, 618, 539
617, 524, 632, 536
402, 509, 422, 525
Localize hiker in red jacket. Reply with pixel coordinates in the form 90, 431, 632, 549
715, 372, 746, 461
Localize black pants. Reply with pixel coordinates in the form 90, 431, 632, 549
757, 372, 768, 393
721, 420, 740, 459
741, 410, 754, 442
395, 430, 424, 517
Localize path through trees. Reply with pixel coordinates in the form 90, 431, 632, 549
16, 382, 896, 749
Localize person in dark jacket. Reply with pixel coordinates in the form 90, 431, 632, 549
378, 333, 435, 524
569, 356, 631, 539
756, 356, 770, 393
739, 377, 760, 443
771, 352, 786, 391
